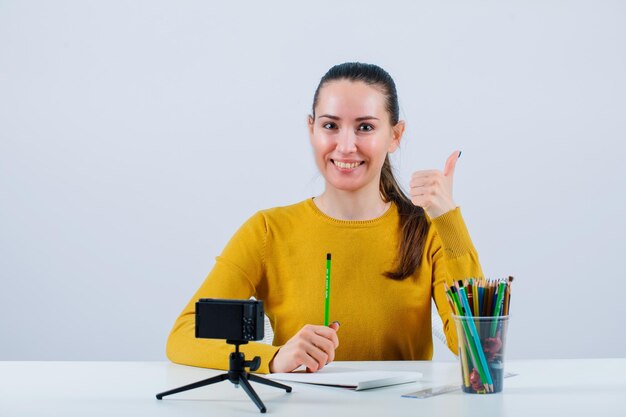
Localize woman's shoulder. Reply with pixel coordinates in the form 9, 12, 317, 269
229, 200, 312, 240
256, 199, 312, 220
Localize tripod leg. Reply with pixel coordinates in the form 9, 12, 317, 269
156, 373, 229, 399
238, 375, 267, 413
248, 374, 292, 392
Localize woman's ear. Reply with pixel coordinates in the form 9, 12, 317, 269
388, 120, 405, 153
308, 115, 315, 137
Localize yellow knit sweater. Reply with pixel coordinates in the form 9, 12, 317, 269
166, 198, 483, 373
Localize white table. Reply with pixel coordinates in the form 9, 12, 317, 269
1, 359, 624, 416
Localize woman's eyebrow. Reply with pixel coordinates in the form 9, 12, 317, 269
318, 114, 379, 121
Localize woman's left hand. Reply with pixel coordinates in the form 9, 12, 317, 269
409, 150, 461, 218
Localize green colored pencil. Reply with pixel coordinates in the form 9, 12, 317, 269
490, 280, 507, 337
324, 253, 331, 326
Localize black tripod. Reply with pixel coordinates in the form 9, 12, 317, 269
156, 340, 292, 413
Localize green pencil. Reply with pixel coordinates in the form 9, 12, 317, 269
490, 280, 507, 337
324, 253, 331, 326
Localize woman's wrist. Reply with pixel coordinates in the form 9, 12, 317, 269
427, 203, 457, 219
268, 348, 282, 373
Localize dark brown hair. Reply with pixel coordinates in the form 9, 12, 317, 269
312, 62, 429, 280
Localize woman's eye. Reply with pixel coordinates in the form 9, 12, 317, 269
358, 123, 374, 132
322, 122, 337, 129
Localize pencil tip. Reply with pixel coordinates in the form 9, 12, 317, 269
327, 253, 331, 260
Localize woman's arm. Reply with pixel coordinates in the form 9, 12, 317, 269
165, 212, 280, 374
430, 207, 484, 355
408, 151, 483, 354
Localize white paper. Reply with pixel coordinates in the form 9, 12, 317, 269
267, 365, 422, 391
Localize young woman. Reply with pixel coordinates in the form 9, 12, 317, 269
166, 62, 483, 374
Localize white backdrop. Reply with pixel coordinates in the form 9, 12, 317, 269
1, 0, 625, 362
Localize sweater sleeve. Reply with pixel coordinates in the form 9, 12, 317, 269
165, 211, 280, 374
429, 207, 484, 356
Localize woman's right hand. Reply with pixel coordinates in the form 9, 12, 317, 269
269, 322, 340, 373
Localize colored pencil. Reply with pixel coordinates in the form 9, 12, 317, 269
490, 281, 507, 337
472, 279, 480, 319
458, 287, 494, 392
324, 253, 331, 326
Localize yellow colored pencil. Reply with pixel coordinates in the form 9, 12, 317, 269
459, 333, 471, 388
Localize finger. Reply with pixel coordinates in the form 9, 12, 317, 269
291, 338, 323, 371
443, 150, 461, 177
328, 321, 340, 350
411, 195, 432, 209
298, 327, 334, 366
304, 342, 329, 370
411, 170, 440, 180
410, 173, 443, 189
409, 177, 429, 187
314, 326, 340, 349
313, 331, 339, 355
299, 351, 322, 373
311, 334, 336, 363
410, 184, 436, 197
274, 346, 312, 373
409, 178, 437, 190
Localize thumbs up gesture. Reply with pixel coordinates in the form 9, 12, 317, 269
409, 151, 461, 218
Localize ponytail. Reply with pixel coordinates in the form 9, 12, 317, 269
380, 155, 429, 280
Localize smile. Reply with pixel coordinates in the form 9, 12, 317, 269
332, 159, 365, 169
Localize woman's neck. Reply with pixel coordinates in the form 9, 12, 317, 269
314, 186, 391, 221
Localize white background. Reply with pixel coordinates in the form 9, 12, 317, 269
1, 0, 625, 362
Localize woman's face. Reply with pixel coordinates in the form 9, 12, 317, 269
308, 80, 404, 194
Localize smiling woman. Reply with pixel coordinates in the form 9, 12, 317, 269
165, 62, 484, 374
309, 80, 401, 199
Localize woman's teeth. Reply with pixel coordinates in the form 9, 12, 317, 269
333, 160, 362, 169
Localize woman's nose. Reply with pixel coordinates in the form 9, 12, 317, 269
335, 129, 357, 154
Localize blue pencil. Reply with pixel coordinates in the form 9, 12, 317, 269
459, 287, 494, 392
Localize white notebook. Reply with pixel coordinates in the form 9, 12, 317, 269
267, 365, 422, 391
